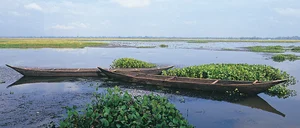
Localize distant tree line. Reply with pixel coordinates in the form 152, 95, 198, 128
1, 36, 300, 40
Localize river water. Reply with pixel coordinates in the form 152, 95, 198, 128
0, 42, 299, 128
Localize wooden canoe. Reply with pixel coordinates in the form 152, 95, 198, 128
98, 67, 287, 94
6, 64, 174, 77
102, 80, 285, 117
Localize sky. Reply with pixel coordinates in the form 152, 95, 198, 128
0, 0, 299, 37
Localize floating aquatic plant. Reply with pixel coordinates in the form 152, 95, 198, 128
291, 46, 300, 52
271, 54, 299, 62
111, 58, 156, 68
159, 44, 168, 48
60, 86, 193, 128
162, 63, 297, 98
246, 46, 285, 53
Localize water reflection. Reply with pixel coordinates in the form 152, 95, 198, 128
7, 77, 285, 117
1, 46, 299, 127
6, 77, 102, 88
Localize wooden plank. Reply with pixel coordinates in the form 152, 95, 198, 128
253, 80, 258, 84
165, 76, 177, 81
212, 80, 219, 84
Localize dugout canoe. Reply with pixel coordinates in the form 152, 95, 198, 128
6, 64, 174, 77
6, 76, 285, 117
98, 67, 287, 94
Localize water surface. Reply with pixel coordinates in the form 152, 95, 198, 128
0, 42, 299, 128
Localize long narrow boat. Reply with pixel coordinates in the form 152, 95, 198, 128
6, 76, 285, 117
98, 67, 287, 94
6, 64, 174, 77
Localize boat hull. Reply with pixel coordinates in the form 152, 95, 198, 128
99, 68, 287, 94
6, 64, 173, 77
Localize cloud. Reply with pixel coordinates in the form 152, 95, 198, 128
51, 22, 89, 30
111, 0, 151, 8
274, 8, 300, 16
24, 3, 43, 11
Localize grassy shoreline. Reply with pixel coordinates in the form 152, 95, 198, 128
188, 39, 300, 43
0, 38, 108, 48
1, 38, 300, 49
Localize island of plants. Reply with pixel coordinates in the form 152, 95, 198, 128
136, 46, 156, 48
271, 54, 300, 62
159, 44, 169, 48
246, 46, 285, 53
59, 87, 193, 128
111, 58, 156, 68
291, 46, 300, 52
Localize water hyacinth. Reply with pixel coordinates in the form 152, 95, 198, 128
246, 46, 285, 53
265, 85, 296, 99
60, 87, 193, 128
291, 46, 300, 52
162, 63, 297, 98
162, 64, 293, 81
111, 58, 156, 68
159, 44, 168, 48
271, 54, 299, 62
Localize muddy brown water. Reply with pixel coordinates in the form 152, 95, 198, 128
0, 42, 300, 128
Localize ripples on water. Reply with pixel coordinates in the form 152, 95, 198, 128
0, 42, 300, 128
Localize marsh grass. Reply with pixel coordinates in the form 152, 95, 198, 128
246, 46, 285, 53
159, 44, 168, 48
188, 39, 300, 43
221, 48, 240, 51
0, 39, 108, 48
271, 54, 300, 62
291, 46, 300, 52
136, 46, 156, 48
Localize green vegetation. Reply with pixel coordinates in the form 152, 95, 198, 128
111, 58, 156, 68
246, 46, 285, 53
162, 63, 296, 98
265, 85, 296, 99
136, 46, 156, 48
188, 39, 300, 43
272, 54, 300, 62
159, 44, 168, 48
221, 48, 240, 51
0, 80, 5, 84
60, 87, 193, 128
291, 46, 300, 52
0, 39, 108, 48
